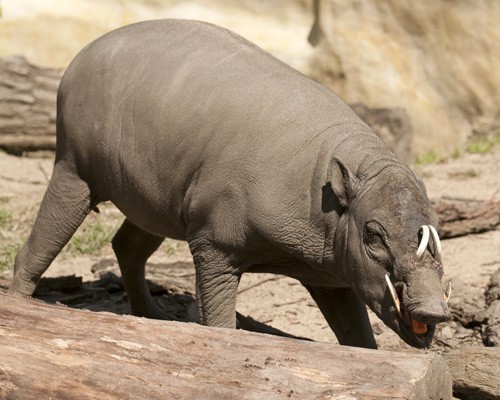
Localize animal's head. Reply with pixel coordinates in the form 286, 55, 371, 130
330, 157, 451, 348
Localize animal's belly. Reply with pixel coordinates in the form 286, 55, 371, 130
111, 195, 188, 241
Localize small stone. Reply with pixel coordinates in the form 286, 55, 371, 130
441, 326, 454, 340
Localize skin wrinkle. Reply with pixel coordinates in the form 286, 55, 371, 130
353, 164, 422, 211
404, 268, 445, 320
364, 220, 396, 269
286, 122, 371, 165
24, 241, 54, 266
331, 131, 376, 162
44, 184, 89, 222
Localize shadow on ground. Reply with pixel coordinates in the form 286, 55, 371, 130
0, 257, 310, 340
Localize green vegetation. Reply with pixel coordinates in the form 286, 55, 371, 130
0, 198, 16, 275
0, 209, 12, 226
415, 130, 499, 166
0, 243, 20, 274
67, 220, 116, 255
415, 150, 439, 166
0, 202, 123, 275
451, 147, 462, 160
163, 240, 179, 256
467, 131, 500, 154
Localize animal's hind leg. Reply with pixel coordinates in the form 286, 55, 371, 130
112, 218, 168, 319
10, 163, 95, 296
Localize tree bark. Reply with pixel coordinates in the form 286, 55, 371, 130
0, 291, 452, 400
0, 56, 61, 155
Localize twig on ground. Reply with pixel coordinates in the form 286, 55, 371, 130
273, 297, 308, 308
238, 276, 285, 294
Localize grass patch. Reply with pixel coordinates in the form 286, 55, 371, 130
420, 130, 500, 164
468, 139, 494, 154
163, 240, 179, 256
415, 151, 439, 166
0, 196, 10, 204
466, 131, 500, 155
451, 147, 462, 160
67, 220, 116, 256
0, 243, 21, 276
0, 208, 12, 226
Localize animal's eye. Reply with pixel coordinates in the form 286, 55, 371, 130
365, 225, 382, 246
364, 222, 389, 262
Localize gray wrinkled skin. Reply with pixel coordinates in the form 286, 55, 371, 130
9, 20, 451, 349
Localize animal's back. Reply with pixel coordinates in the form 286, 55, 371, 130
56, 19, 372, 239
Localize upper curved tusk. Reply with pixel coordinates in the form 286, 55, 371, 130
385, 274, 402, 318
416, 225, 430, 259
428, 225, 442, 260
444, 280, 452, 303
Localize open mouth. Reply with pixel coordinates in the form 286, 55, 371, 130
385, 274, 451, 347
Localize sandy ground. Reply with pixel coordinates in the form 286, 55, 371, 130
0, 146, 499, 354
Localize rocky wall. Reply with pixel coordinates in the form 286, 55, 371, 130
1, 0, 498, 156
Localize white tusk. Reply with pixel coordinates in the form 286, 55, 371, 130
416, 225, 430, 259
444, 280, 452, 303
385, 274, 402, 318
428, 225, 442, 260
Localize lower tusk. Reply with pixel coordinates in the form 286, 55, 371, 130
428, 225, 442, 260
444, 281, 452, 303
385, 274, 402, 318
416, 225, 430, 259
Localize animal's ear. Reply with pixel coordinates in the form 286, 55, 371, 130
329, 157, 360, 208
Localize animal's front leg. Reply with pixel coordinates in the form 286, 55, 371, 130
190, 239, 240, 328
304, 285, 377, 349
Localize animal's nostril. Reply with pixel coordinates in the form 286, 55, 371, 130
411, 304, 452, 325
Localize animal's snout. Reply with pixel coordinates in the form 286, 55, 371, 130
410, 301, 452, 325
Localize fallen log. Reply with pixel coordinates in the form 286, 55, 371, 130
434, 198, 500, 239
442, 347, 500, 400
0, 134, 56, 154
0, 291, 452, 399
0, 56, 61, 155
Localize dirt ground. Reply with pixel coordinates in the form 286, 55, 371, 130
0, 146, 499, 355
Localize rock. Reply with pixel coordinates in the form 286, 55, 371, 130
351, 102, 412, 163
447, 277, 487, 329
1, 1, 499, 156
307, 0, 500, 156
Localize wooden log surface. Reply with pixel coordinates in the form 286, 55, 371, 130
0, 291, 452, 400
442, 347, 500, 400
0, 56, 61, 155
0, 134, 56, 154
434, 199, 500, 239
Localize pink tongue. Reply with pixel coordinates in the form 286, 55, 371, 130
411, 319, 428, 335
